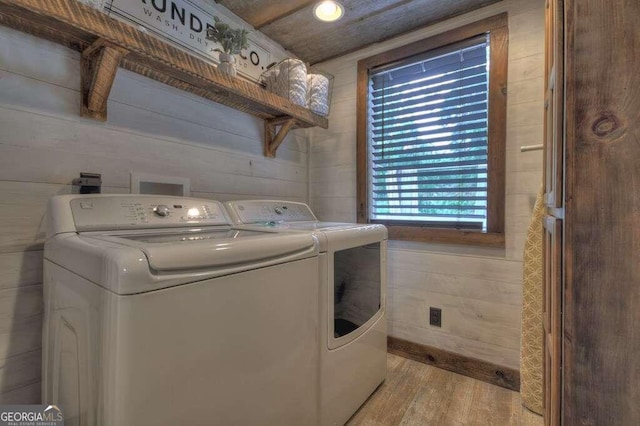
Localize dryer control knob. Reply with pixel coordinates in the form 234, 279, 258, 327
153, 205, 170, 217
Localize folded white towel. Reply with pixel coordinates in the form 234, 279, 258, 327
307, 74, 330, 116
264, 59, 308, 107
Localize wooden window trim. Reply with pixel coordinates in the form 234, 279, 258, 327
356, 13, 508, 247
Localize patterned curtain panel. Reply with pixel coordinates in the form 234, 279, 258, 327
520, 186, 544, 414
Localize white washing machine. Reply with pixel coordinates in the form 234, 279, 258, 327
42, 194, 321, 426
225, 200, 387, 426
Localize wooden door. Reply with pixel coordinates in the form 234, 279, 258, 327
543, 0, 564, 420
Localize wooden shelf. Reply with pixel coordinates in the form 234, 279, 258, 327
0, 0, 328, 157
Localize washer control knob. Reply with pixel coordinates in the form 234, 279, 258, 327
153, 205, 170, 217
274, 207, 283, 215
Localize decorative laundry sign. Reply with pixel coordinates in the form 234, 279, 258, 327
103, 0, 276, 81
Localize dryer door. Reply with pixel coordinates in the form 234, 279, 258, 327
329, 239, 386, 349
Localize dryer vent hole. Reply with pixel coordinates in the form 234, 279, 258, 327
334, 318, 358, 338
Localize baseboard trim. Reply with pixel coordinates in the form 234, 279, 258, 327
387, 336, 520, 391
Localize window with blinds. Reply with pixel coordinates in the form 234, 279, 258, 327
368, 35, 490, 230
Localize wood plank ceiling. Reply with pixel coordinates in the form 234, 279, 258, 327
215, 0, 503, 64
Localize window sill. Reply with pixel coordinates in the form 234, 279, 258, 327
385, 225, 505, 247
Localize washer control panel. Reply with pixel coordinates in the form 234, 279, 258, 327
70, 196, 230, 231
226, 200, 317, 224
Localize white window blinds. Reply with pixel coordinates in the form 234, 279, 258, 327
368, 35, 490, 230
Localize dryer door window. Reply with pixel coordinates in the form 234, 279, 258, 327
333, 242, 381, 338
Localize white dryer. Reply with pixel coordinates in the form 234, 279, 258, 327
43, 194, 320, 426
225, 200, 387, 426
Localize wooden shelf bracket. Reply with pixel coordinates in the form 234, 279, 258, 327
81, 39, 128, 121
264, 117, 297, 158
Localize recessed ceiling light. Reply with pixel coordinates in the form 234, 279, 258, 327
313, 1, 345, 22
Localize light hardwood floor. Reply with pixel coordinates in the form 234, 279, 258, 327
347, 354, 543, 426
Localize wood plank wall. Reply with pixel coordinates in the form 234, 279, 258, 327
0, 25, 308, 402
309, 0, 545, 369
563, 0, 640, 422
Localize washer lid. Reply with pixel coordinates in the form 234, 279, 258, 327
84, 228, 317, 271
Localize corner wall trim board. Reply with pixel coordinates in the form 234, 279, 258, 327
387, 336, 520, 391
